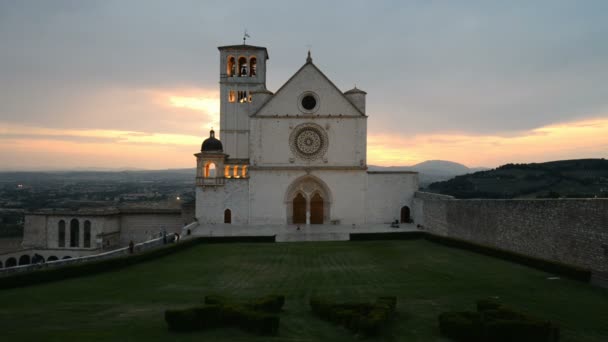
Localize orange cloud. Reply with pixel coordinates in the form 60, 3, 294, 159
368, 117, 608, 167
1, 115, 607, 170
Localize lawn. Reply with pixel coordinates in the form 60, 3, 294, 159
0, 240, 606, 341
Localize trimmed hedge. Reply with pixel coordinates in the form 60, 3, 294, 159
196, 236, 276, 243
310, 296, 397, 336
166, 295, 283, 336
438, 299, 560, 342
424, 234, 591, 282
350, 232, 425, 241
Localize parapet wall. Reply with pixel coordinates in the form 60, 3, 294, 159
414, 191, 608, 274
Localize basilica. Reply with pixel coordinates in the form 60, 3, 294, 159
195, 43, 418, 227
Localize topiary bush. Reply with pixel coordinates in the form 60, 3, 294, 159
166, 294, 284, 336
250, 294, 285, 313
438, 299, 560, 342
310, 296, 397, 336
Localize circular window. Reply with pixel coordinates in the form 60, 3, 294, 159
298, 92, 319, 113
289, 123, 328, 160
301, 95, 317, 110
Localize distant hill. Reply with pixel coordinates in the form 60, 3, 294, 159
369, 160, 488, 186
0, 169, 196, 184
427, 158, 608, 199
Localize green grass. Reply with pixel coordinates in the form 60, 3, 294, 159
0, 240, 606, 341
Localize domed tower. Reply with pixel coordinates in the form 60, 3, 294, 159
195, 130, 226, 186
344, 86, 366, 114
218, 43, 269, 160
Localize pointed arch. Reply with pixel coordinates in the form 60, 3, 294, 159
285, 175, 332, 225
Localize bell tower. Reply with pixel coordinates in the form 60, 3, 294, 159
218, 43, 269, 160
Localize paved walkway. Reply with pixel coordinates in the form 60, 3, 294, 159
189, 222, 419, 242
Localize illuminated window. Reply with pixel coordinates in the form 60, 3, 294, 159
238, 91, 249, 103
233, 165, 240, 178
241, 165, 248, 178
204, 162, 217, 178
249, 57, 257, 76
229, 90, 236, 102
238, 57, 247, 77
227, 56, 235, 76
224, 166, 231, 178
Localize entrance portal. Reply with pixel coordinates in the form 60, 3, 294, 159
285, 175, 332, 225
293, 193, 306, 224
310, 193, 324, 224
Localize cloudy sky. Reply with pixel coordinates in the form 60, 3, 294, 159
1, 0, 607, 170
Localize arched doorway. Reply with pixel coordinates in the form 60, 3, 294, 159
224, 209, 232, 224
292, 193, 306, 224
400, 206, 411, 223
285, 175, 332, 225
310, 193, 324, 224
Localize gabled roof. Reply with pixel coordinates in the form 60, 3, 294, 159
251, 58, 366, 117
218, 44, 269, 60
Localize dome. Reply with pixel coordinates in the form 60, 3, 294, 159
201, 130, 223, 152
344, 86, 367, 95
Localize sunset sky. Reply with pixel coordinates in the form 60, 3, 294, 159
1, 1, 607, 170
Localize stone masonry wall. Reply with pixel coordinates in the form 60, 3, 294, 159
415, 191, 608, 274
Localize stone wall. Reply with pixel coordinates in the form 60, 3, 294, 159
366, 172, 418, 224
414, 191, 608, 275
119, 212, 183, 245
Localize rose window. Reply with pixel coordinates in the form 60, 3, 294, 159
289, 123, 328, 160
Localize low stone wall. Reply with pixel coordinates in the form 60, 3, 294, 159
414, 191, 608, 278
0, 234, 176, 276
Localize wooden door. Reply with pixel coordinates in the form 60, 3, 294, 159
310, 193, 324, 224
293, 193, 306, 224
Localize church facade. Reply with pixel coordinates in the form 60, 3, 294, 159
195, 44, 418, 227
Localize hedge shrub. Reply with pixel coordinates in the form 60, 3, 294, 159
250, 295, 285, 313
166, 294, 284, 336
310, 296, 396, 336
438, 299, 560, 342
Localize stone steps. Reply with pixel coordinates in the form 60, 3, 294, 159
275, 232, 350, 242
